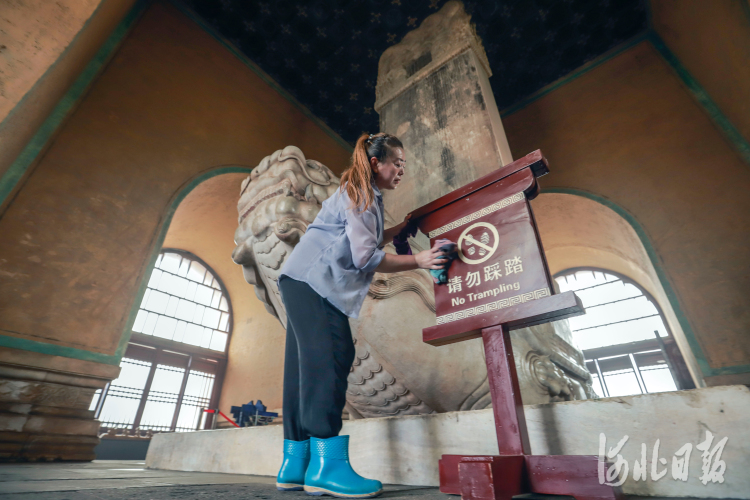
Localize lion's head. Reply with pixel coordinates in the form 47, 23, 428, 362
232, 146, 340, 326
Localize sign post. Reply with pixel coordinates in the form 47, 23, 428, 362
409, 151, 623, 500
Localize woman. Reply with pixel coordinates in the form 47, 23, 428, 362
276, 133, 447, 498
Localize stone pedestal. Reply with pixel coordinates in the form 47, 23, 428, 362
147, 386, 750, 499
0, 346, 118, 461
375, 0, 513, 223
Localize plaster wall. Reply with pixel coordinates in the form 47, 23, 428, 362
0, 2, 350, 369
532, 193, 702, 385
502, 40, 750, 378
0, 0, 137, 185
651, 0, 750, 144
161, 173, 287, 412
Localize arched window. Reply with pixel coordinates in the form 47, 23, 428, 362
555, 268, 694, 398
132, 250, 232, 352
90, 250, 231, 433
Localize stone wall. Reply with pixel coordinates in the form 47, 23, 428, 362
0, 347, 118, 460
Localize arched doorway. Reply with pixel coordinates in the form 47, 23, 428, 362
93, 249, 234, 433
96, 168, 288, 437
531, 191, 703, 389
554, 267, 695, 397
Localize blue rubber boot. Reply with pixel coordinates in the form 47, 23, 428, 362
277, 439, 310, 491
304, 435, 383, 498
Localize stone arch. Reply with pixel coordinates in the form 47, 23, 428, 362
531, 190, 705, 387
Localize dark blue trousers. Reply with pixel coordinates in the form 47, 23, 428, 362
278, 276, 355, 441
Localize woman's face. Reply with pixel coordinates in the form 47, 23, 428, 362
372, 147, 405, 191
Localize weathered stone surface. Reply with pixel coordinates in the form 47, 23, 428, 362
376, 1, 512, 223
510, 320, 595, 404
0, 379, 95, 408
0, 344, 121, 382
0, 411, 100, 435
0, 346, 110, 461
0, 402, 94, 419
148, 386, 750, 499
375, 0, 492, 112
0, 430, 99, 461
372, 0, 593, 406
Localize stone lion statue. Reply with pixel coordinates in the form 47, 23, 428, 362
233, 146, 595, 419
232, 146, 340, 325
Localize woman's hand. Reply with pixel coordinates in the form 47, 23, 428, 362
394, 213, 411, 233
383, 214, 413, 245
375, 241, 447, 273
415, 242, 448, 270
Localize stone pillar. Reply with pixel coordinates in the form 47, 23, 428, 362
0, 347, 118, 460
373, 1, 596, 406
375, 0, 513, 223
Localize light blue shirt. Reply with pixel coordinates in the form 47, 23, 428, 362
280, 184, 385, 318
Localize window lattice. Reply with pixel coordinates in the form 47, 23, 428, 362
96, 359, 217, 433
132, 251, 231, 352
175, 370, 215, 432
555, 269, 677, 398
98, 358, 152, 430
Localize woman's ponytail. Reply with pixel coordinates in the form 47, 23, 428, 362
341, 134, 375, 212
340, 132, 403, 212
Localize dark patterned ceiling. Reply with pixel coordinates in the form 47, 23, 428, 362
183, 0, 647, 144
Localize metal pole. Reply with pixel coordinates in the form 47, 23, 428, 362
132, 352, 160, 432
593, 358, 610, 397
204, 363, 226, 430
654, 330, 682, 390
196, 409, 210, 430
628, 353, 647, 394
170, 355, 193, 431
94, 382, 110, 419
